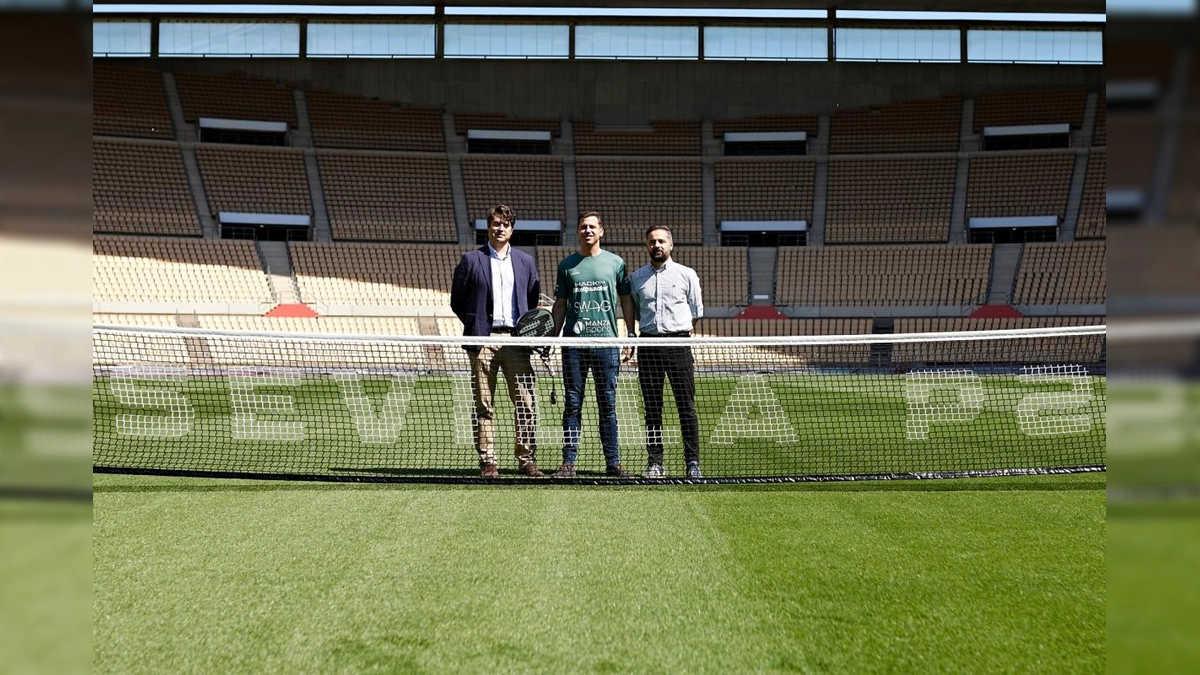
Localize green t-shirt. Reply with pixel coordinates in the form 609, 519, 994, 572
555, 250, 631, 338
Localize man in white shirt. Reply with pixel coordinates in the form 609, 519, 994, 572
630, 225, 704, 478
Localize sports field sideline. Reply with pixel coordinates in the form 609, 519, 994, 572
93, 472, 1104, 674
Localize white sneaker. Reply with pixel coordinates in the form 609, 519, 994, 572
686, 462, 702, 479
643, 463, 666, 479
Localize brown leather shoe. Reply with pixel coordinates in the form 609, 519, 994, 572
606, 464, 633, 478
519, 462, 545, 477
480, 463, 499, 478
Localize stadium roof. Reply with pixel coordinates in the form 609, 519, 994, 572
93, 1, 1106, 16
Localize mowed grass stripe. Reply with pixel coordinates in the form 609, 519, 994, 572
94, 475, 1104, 674
697, 489, 1105, 673
95, 486, 795, 674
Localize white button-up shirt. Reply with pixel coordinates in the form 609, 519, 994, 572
488, 243, 516, 328
631, 259, 703, 334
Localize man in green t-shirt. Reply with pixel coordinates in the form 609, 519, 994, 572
550, 211, 637, 478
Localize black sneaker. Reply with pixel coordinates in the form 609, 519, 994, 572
686, 462, 702, 479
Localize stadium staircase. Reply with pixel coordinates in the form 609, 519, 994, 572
561, 120, 579, 248
292, 89, 312, 148
444, 113, 473, 245
808, 115, 831, 246
701, 119, 719, 245
301, 150, 333, 242
986, 243, 1023, 305
748, 248, 777, 305
162, 72, 188, 142
948, 98, 974, 244
256, 241, 301, 305
1060, 150, 1088, 241
180, 145, 219, 239
162, 72, 220, 238
869, 317, 894, 366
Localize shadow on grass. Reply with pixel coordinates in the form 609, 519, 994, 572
93, 472, 1105, 494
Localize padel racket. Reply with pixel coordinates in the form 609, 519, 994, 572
515, 303, 557, 404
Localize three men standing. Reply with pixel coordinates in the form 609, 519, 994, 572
452, 207, 705, 480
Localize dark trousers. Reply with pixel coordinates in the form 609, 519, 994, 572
637, 341, 700, 465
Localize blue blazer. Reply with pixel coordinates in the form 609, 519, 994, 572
450, 245, 540, 338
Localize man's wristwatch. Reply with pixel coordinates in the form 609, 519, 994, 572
627, 332, 637, 338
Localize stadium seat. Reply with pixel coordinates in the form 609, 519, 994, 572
825, 157, 955, 243
93, 140, 200, 236
318, 151, 456, 242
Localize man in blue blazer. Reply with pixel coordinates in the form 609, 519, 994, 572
450, 205, 544, 478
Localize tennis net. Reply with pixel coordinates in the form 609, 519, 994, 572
92, 324, 1106, 483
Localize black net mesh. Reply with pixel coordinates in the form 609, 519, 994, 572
92, 325, 1106, 482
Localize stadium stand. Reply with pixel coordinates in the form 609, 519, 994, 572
93, 64, 174, 139
453, 112, 560, 136
965, 151, 1075, 219
972, 88, 1087, 132
775, 244, 992, 306
573, 120, 701, 155
712, 114, 819, 137
695, 318, 872, 337
174, 71, 296, 126
697, 318, 875, 365
830, 96, 960, 154
307, 89, 444, 152
1076, 149, 1106, 239
290, 242, 471, 307
1093, 93, 1105, 147
461, 156, 565, 223
194, 145, 311, 217
893, 316, 1105, 363
197, 315, 424, 335
317, 152, 456, 242
93, 140, 200, 236
93, 314, 180, 327
714, 158, 815, 222
1011, 241, 1106, 306
575, 159, 703, 244
896, 316, 1103, 333
436, 316, 466, 337
1108, 226, 1200, 296
825, 157, 955, 243
93, 237, 274, 304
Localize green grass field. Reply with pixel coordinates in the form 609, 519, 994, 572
93, 472, 1105, 674
93, 373, 1105, 479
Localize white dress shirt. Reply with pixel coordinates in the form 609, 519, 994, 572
630, 259, 703, 334
489, 243, 517, 328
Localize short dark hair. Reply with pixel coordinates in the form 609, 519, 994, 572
645, 225, 673, 241
578, 211, 603, 228
488, 204, 515, 227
